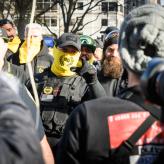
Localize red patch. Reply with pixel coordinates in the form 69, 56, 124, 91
108, 112, 164, 149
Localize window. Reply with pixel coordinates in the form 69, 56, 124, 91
77, 2, 83, 10
102, 2, 108, 12
51, 19, 57, 26
39, 16, 57, 27
109, 2, 117, 11
119, 4, 123, 12
37, 3, 43, 10
36, 0, 57, 11
101, 19, 108, 26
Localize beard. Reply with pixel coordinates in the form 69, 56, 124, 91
102, 56, 123, 79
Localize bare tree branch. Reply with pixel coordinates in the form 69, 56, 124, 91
59, 0, 105, 33
34, 1, 58, 20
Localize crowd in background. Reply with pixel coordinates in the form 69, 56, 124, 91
0, 3, 164, 164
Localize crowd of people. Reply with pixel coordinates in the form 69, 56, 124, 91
0, 3, 164, 164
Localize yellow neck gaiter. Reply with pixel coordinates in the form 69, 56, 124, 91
8, 36, 21, 53
19, 38, 41, 64
51, 47, 80, 77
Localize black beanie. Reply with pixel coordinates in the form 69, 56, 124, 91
103, 28, 119, 52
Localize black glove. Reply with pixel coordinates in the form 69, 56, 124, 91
71, 58, 97, 85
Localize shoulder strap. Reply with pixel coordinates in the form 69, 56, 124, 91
112, 90, 162, 157
113, 115, 156, 157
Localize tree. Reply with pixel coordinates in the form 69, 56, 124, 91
0, 0, 106, 37
58, 0, 105, 33
0, 0, 58, 38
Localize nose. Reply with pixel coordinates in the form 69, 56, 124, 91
106, 49, 119, 58
113, 49, 119, 57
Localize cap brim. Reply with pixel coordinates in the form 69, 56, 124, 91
58, 41, 80, 51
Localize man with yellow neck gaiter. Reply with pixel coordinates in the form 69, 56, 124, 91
26, 32, 106, 155
0, 19, 21, 59
7, 23, 53, 82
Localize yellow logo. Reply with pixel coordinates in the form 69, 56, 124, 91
43, 87, 53, 94
38, 67, 44, 73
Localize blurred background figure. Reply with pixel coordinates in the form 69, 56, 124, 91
0, 19, 21, 58
43, 35, 56, 56
79, 35, 96, 64
93, 38, 103, 72
94, 38, 103, 61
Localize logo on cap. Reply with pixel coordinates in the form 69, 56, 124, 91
66, 36, 77, 43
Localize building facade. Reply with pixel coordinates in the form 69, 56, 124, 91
29, 0, 162, 38
36, 0, 124, 39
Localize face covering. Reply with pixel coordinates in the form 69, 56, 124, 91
19, 37, 41, 64
8, 36, 21, 53
51, 46, 80, 76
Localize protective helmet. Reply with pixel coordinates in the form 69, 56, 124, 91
80, 35, 96, 53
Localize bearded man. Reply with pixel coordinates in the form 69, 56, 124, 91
98, 27, 128, 96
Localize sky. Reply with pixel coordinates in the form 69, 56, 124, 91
161, 0, 164, 5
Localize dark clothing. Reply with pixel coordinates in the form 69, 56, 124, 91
8, 40, 53, 78
98, 70, 128, 96
18, 83, 45, 140
56, 86, 164, 164
27, 68, 106, 150
5, 48, 14, 60
0, 74, 44, 164
93, 61, 101, 72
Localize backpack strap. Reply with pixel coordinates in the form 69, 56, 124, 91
112, 90, 162, 157
113, 114, 156, 157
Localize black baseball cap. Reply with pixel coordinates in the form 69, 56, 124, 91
0, 28, 9, 42
100, 26, 119, 35
57, 33, 81, 51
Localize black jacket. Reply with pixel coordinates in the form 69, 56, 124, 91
0, 73, 44, 164
8, 40, 53, 78
98, 70, 128, 97
26, 68, 106, 151
56, 86, 164, 164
